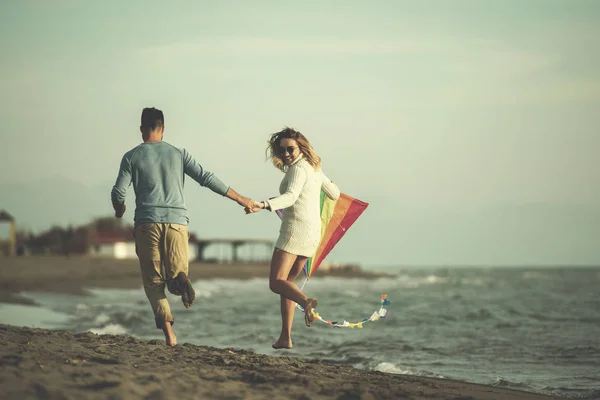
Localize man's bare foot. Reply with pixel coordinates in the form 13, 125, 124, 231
166, 272, 196, 309
272, 337, 292, 349
177, 272, 195, 309
304, 298, 318, 327
161, 322, 177, 347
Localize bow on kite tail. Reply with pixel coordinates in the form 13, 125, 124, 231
275, 191, 391, 328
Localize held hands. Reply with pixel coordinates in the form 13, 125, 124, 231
231, 191, 266, 214
235, 195, 255, 210
228, 191, 266, 214
244, 200, 265, 214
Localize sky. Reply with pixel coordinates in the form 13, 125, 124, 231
0, 0, 599, 267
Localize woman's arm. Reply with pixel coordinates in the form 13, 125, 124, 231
264, 166, 307, 211
321, 170, 340, 200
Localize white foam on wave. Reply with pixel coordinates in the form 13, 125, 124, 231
393, 274, 450, 288
343, 289, 362, 298
373, 362, 417, 375
83, 278, 268, 303
88, 323, 127, 336
388, 274, 488, 289
189, 277, 266, 299
370, 362, 446, 379
94, 313, 111, 325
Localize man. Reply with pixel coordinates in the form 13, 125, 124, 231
111, 107, 254, 346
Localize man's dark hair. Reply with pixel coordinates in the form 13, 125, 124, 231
141, 107, 164, 132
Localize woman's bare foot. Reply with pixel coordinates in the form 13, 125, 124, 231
304, 298, 318, 327
161, 322, 177, 346
272, 337, 292, 349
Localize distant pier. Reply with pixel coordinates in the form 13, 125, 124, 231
193, 238, 275, 263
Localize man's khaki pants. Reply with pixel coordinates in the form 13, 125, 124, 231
134, 222, 189, 329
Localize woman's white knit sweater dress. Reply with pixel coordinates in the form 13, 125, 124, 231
265, 154, 340, 257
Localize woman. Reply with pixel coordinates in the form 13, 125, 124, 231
247, 127, 340, 349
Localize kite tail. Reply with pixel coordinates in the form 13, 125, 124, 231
295, 286, 391, 329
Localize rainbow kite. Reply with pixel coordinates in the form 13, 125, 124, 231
275, 191, 391, 328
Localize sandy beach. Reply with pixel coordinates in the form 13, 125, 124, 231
0, 256, 559, 399
0, 323, 557, 400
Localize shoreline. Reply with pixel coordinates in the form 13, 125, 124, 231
0, 323, 557, 400
0, 256, 562, 399
0, 256, 394, 306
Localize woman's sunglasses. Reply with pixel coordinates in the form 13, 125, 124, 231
278, 146, 298, 155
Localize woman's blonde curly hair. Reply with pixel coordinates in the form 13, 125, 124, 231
266, 127, 322, 172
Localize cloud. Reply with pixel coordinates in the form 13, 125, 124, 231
136, 34, 550, 61
135, 34, 557, 81
447, 47, 553, 79
130, 34, 600, 109
133, 35, 560, 86
20, 0, 79, 9
437, 75, 600, 107
136, 36, 426, 59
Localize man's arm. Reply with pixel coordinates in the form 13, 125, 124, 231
224, 187, 255, 209
183, 149, 254, 208
111, 155, 131, 218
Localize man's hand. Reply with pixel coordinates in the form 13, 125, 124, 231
114, 203, 126, 218
224, 188, 257, 209
236, 195, 255, 210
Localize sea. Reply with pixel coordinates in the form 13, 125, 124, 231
1, 265, 599, 399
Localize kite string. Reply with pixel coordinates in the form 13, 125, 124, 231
295, 275, 309, 312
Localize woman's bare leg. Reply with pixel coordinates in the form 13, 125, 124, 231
269, 249, 308, 305
269, 248, 318, 329
273, 256, 307, 349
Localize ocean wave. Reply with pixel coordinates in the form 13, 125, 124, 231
525, 312, 600, 324
523, 271, 559, 281
386, 273, 491, 289
372, 362, 417, 375
94, 313, 111, 325
490, 378, 549, 396
491, 377, 533, 389
494, 321, 518, 329
465, 308, 494, 320
366, 362, 445, 379
541, 386, 600, 399
87, 323, 127, 336
506, 307, 524, 316
554, 347, 600, 359
72, 301, 150, 333
393, 274, 450, 288
12, 267, 599, 398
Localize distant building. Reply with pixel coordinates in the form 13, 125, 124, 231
0, 210, 16, 257
88, 231, 198, 261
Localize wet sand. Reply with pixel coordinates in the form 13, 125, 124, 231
0, 324, 556, 400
